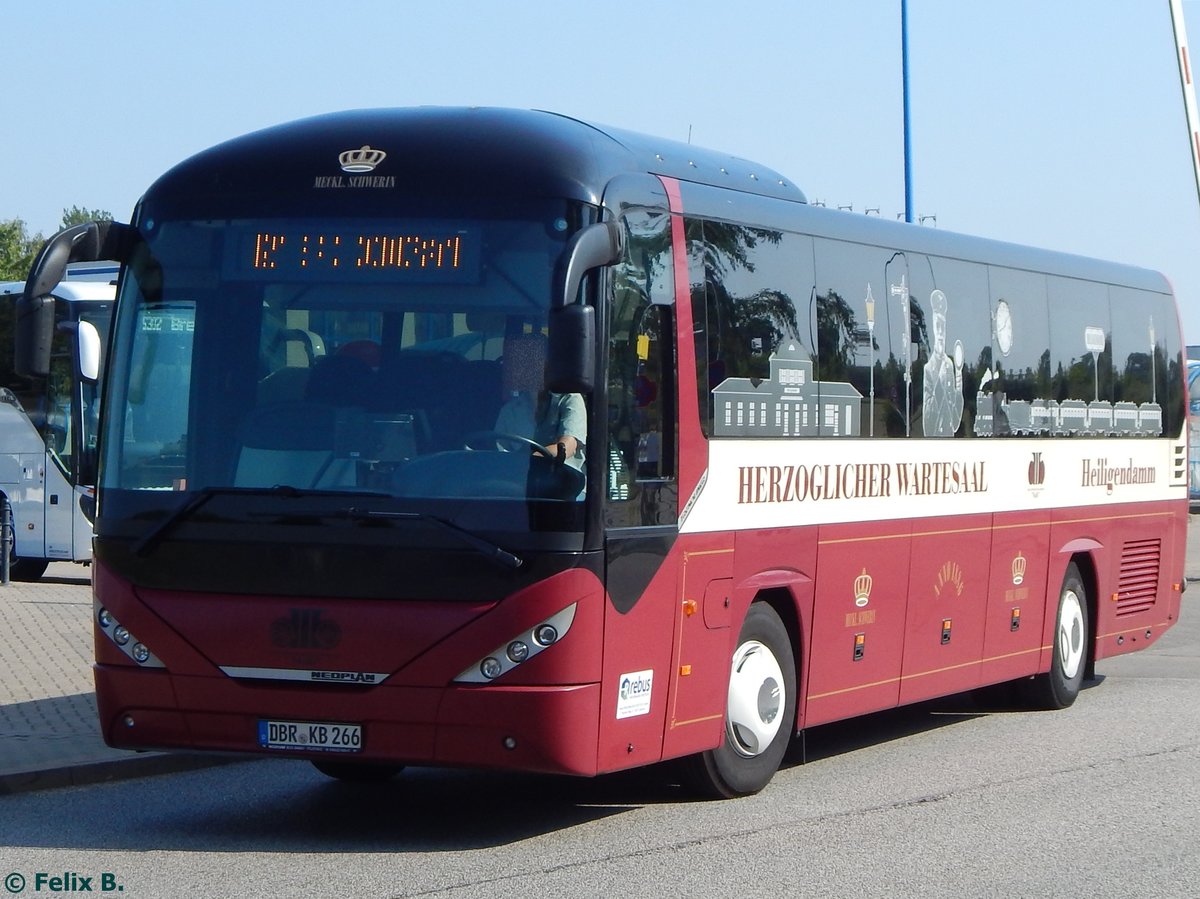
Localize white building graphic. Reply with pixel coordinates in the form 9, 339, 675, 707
712, 341, 862, 437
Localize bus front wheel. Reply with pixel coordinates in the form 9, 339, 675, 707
684, 602, 796, 798
311, 760, 404, 782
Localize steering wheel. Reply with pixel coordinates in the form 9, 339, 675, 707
463, 430, 553, 458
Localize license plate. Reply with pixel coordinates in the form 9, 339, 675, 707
258, 719, 362, 753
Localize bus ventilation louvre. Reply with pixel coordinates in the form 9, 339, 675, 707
1115, 538, 1162, 617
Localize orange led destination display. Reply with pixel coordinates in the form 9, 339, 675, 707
235, 225, 480, 282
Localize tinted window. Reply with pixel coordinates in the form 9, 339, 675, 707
909, 255, 990, 438
985, 267, 1050, 436
606, 209, 678, 527
812, 238, 906, 437
690, 221, 814, 437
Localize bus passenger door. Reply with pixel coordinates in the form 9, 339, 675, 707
597, 208, 684, 773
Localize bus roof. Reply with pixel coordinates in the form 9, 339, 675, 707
135, 106, 1168, 295
141, 106, 807, 210
0, 272, 115, 303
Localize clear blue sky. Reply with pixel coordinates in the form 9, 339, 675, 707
7, 1, 1200, 338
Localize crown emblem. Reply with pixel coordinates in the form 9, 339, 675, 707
1011, 552, 1027, 586
854, 567, 873, 608
339, 145, 387, 173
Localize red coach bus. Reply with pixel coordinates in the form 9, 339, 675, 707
20, 108, 1187, 796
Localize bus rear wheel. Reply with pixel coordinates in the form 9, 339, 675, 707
683, 602, 796, 799
1023, 561, 1089, 709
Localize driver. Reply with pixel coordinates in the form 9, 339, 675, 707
494, 333, 586, 471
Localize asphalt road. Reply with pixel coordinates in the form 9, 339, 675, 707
1, 540, 1197, 898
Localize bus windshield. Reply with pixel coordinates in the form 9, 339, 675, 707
100, 207, 590, 539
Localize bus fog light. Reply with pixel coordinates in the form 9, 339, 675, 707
507, 640, 529, 663
113, 625, 131, 646
98, 607, 114, 629
534, 624, 558, 646
131, 643, 151, 664
480, 657, 503, 680
502, 736, 517, 750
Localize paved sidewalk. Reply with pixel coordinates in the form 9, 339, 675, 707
0, 563, 220, 794
4, 522, 1199, 794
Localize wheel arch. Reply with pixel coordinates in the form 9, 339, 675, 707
731, 571, 811, 732
1065, 550, 1100, 678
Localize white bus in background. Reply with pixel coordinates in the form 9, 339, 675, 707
0, 263, 114, 579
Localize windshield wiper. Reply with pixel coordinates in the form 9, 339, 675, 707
132, 485, 324, 557
345, 509, 524, 570
132, 487, 524, 570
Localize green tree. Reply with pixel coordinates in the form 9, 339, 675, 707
0, 218, 43, 281
60, 206, 113, 229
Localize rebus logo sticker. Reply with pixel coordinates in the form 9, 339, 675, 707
616, 669, 653, 719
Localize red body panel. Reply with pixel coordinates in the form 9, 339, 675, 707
92, 173, 1187, 780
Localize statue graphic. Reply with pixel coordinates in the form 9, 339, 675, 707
922, 289, 964, 437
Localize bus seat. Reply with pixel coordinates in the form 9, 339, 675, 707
283, 328, 326, 367
465, 311, 506, 360
257, 366, 310, 405
304, 354, 376, 407
337, 339, 381, 369
234, 402, 355, 489
374, 351, 468, 449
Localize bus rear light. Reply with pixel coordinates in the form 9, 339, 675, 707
94, 601, 165, 669
455, 603, 577, 684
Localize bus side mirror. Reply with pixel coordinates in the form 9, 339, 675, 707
547, 304, 595, 394
77, 320, 102, 383
555, 221, 624, 310
17, 220, 131, 378
547, 221, 623, 395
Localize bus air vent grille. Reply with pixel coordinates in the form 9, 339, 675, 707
1116, 538, 1161, 617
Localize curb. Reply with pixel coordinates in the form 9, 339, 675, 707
0, 752, 249, 796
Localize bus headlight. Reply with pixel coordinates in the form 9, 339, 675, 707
93, 600, 166, 669
454, 603, 577, 684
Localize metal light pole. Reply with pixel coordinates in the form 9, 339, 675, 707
1169, 0, 1200, 209
902, 0, 914, 224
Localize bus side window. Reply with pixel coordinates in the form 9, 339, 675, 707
44, 322, 75, 475
606, 210, 677, 528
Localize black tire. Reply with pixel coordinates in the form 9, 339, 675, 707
7, 556, 49, 582
1023, 561, 1089, 709
311, 759, 404, 782
683, 602, 797, 798
2, 498, 48, 581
